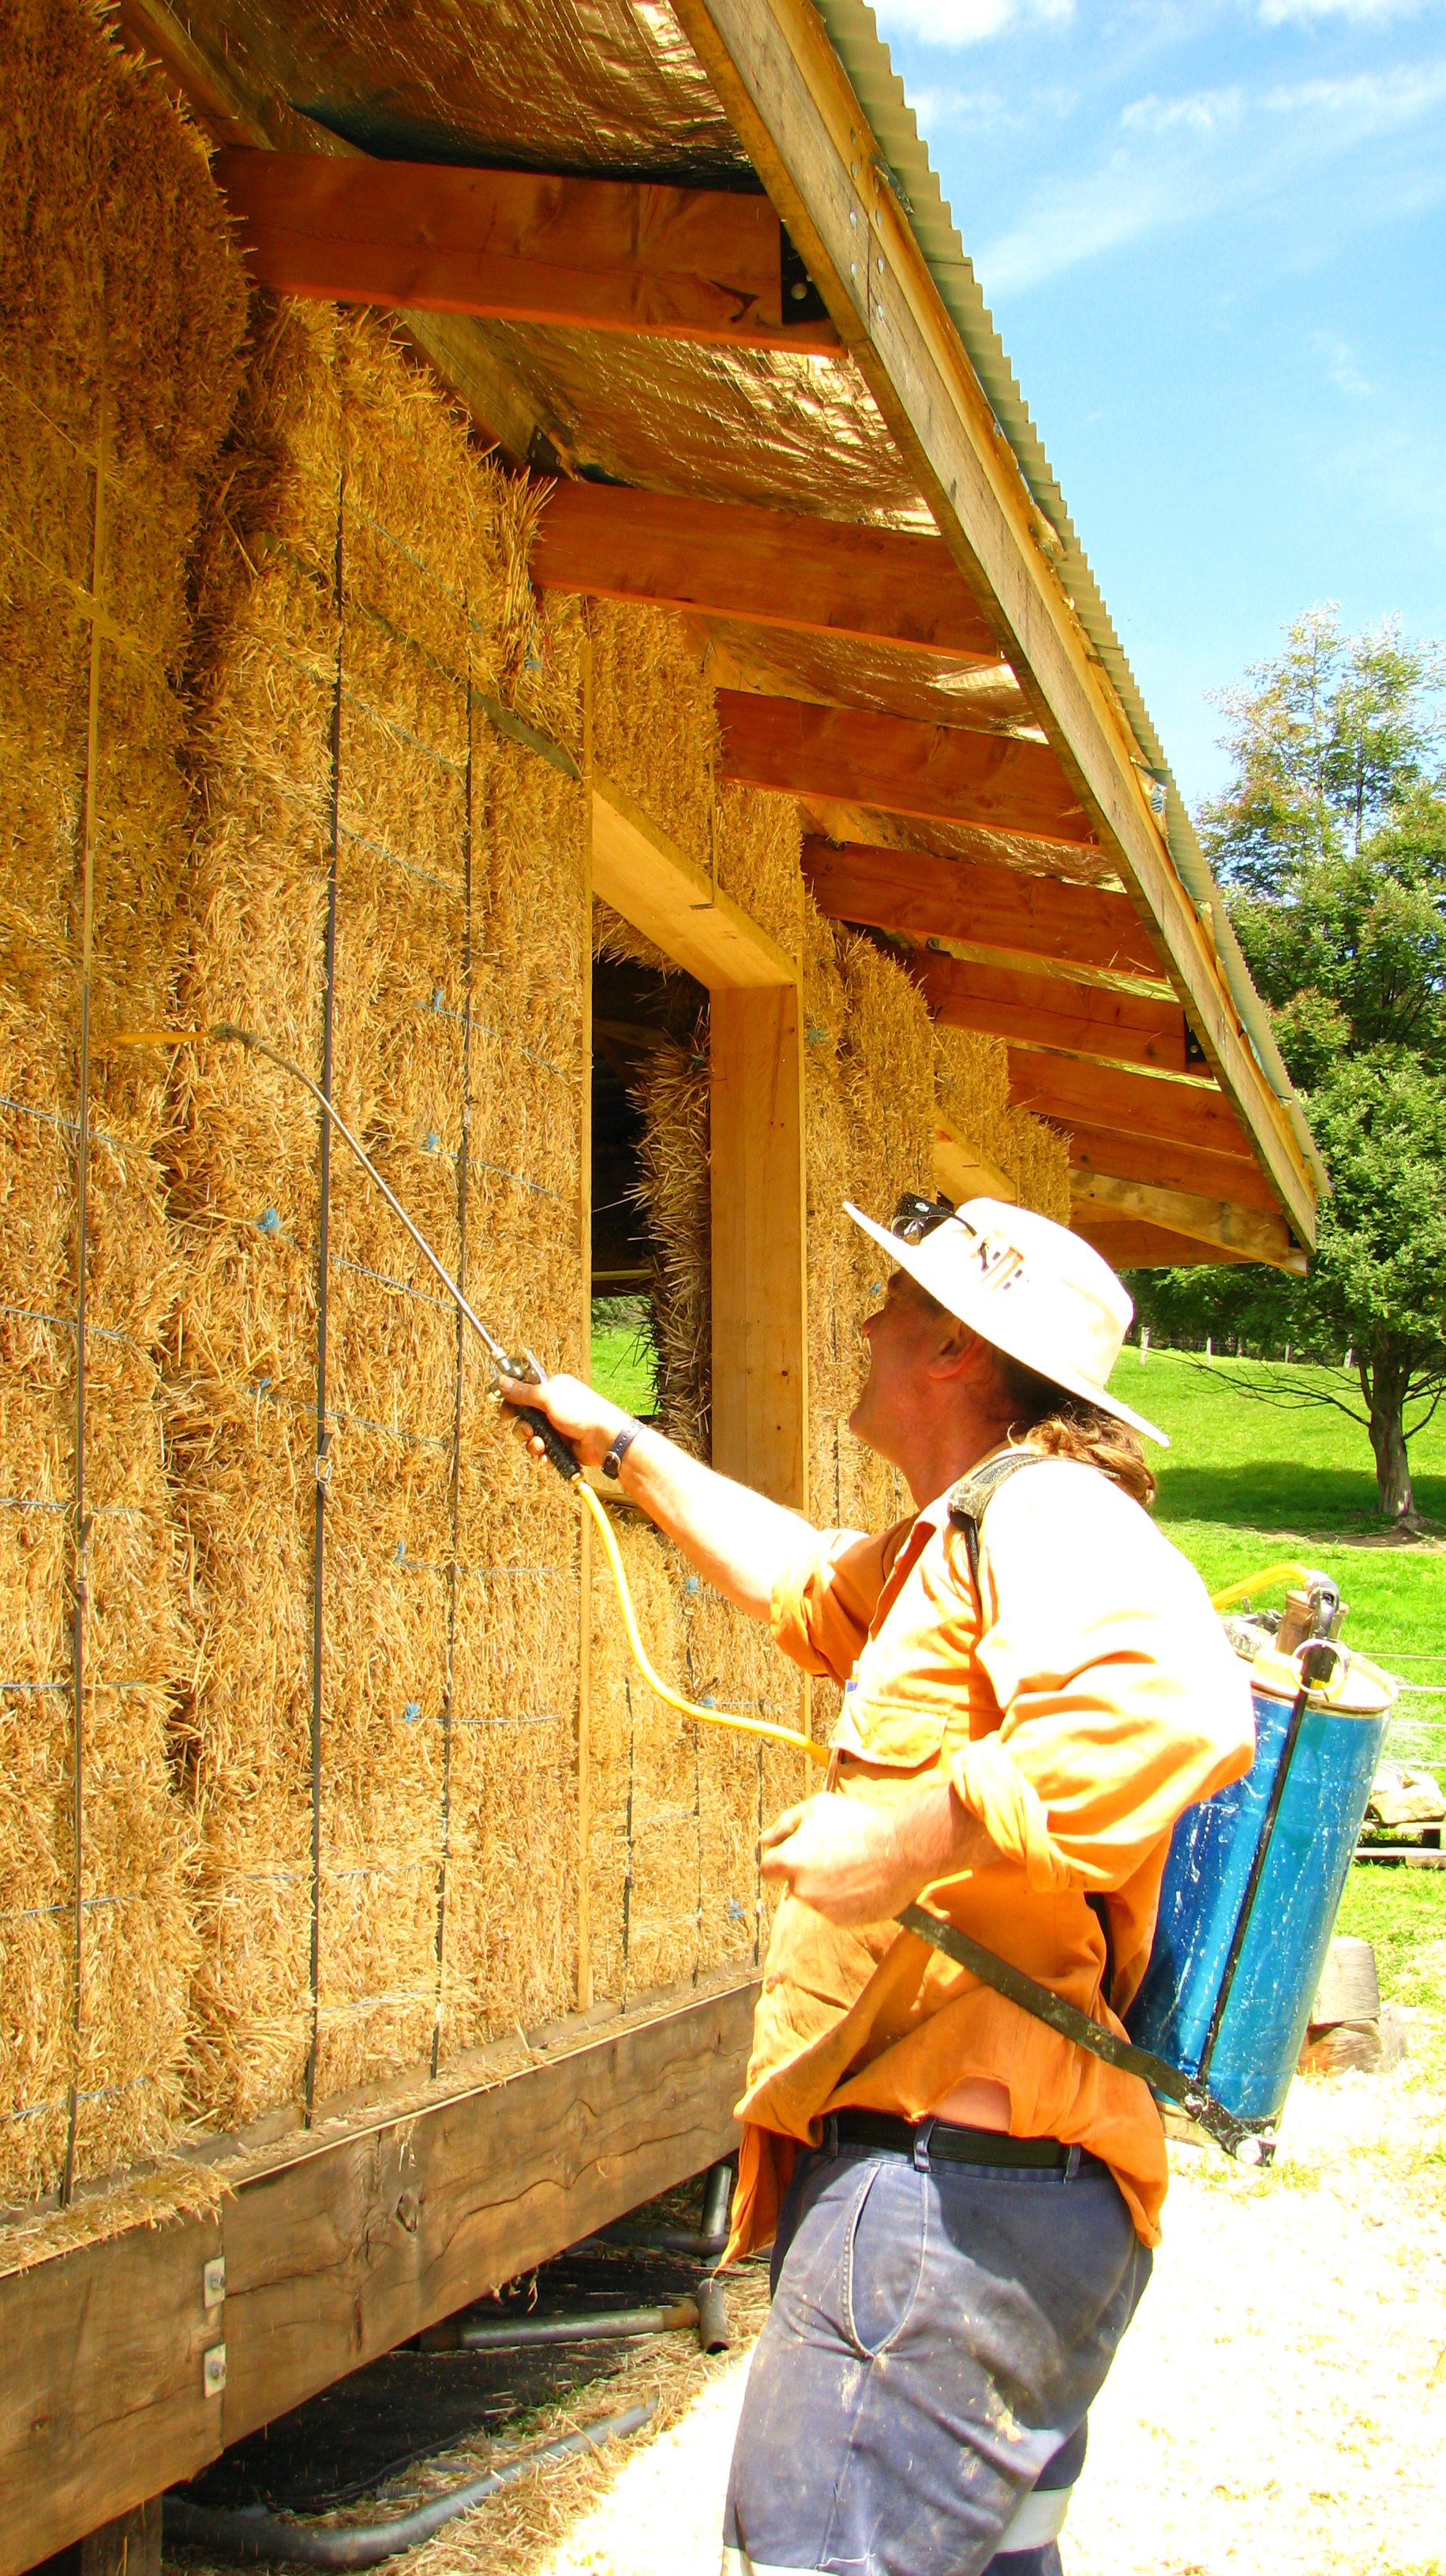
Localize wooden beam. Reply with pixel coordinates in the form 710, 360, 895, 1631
213, 148, 839, 352
531, 485, 1000, 660
914, 953, 1189, 1074
0, 2206, 224, 2571
1066, 1123, 1279, 1214
934, 1116, 1017, 1207
803, 838, 1164, 982
591, 775, 797, 991
711, 989, 808, 1510
1006, 1050, 1254, 1159
1070, 1172, 1306, 1271
2, 1981, 757, 2573
718, 693, 1094, 848
671, 0, 1318, 1247
1073, 1217, 1254, 1270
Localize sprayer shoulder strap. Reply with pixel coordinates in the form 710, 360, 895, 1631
947, 1447, 1120, 2004
895, 1904, 1256, 2160
946, 1447, 1047, 1592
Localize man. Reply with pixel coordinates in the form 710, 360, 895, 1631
506, 1195, 1253, 2576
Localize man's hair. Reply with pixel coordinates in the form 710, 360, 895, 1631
991, 1349, 1157, 1511
901, 1268, 1156, 1510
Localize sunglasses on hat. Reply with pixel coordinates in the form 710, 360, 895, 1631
890, 1193, 958, 1245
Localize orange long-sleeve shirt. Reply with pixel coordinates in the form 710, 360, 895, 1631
726, 1451, 1255, 2258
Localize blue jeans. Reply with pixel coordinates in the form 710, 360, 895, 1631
721, 2134, 1151, 2576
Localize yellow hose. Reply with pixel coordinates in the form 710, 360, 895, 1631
1209, 1561, 1313, 1612
113, 1020, 826, 1770
577, 1477, 827, 1766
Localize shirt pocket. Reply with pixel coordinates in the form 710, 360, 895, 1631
845, 1695, 950, 1773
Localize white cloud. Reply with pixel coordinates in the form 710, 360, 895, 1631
1313, 330, 1374, 394
978, 54, 1446, 290
872, 0, 1073, 46
1261, 0, 1435, 24
1262, 61, 1446, 127
1121, 87, 1246, 138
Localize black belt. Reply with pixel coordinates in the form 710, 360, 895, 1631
829, 2108, 1106, 2175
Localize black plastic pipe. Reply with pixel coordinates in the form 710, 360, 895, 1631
456, 2299, 698, 2349
162, 2398, 654, 2568
589, 2157, 736, 2257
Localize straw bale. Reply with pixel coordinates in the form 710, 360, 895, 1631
630, 1021, 711, 1460
714, 777, 804, 964
589, 600, 801, 960
172, 303, 590, 2124
932, 1025, 1071, 1222
586, 1518, 690, 2007
0, 0, 245, 2204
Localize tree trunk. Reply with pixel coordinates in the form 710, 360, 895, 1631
1360, 1347, 1418, 1522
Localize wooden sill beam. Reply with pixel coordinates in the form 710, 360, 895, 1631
213, 148, 841, 353
1066, 1123, 1278, 1213
591, 774, 797, 991
913, 952, 1189, 1075
1006, 1049, 1253, 1159
803, 838, 1164, 983
1070, 1172, 1305, 1271
531, 485, 1001, 660
717, 693, 1094, 848
672, 0, 1318, 1246
1072, 1215, 1255, 1270
1, 1980, 757, 2574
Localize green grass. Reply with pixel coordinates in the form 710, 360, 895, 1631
591, 1320, 658, 1417
1335, 1865, 1446, 2007
1108, 1348, 1446, 1677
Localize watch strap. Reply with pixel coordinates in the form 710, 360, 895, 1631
601, 1417, 643, 1480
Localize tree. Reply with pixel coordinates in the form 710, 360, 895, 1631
1131, 612, 1446, 1524
1197, 605, 1444, 894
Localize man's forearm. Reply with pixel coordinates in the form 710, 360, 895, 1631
615, 1424, 811, 1623
498, 1370, 812, 1623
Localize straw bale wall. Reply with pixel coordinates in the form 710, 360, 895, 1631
0, 0, 246, 2206
584, 1522, 807, 2009
0, 5, 1073, 2236
591, 602, 803, 963
934, 1027, 1071, 1223
172, 303, 590, 2132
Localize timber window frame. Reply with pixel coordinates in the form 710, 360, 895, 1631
590, 777, 808, 1511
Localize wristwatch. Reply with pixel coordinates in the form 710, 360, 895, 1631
601, 1417, 643, 1481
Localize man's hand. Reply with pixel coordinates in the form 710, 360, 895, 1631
759, 1783, 996, 1930
497, 1371, 628, 1470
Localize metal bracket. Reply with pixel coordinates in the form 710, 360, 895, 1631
202, 2342, 227, 2398
202, 2255, 226, 2308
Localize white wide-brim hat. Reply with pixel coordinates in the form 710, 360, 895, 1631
846, 1196, 1167, 1447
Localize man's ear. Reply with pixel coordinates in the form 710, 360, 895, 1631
926, 1320, 980, 1384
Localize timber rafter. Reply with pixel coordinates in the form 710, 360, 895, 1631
531, 485, 1002, 659
913, 952, 1189, 1075
717, 691, 1095, 848
213, 148, 841, 350
803, 838, 1166, 983
1007, 1048, 1255, 1159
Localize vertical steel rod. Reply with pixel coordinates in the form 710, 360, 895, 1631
62, 379, 107, 2207
305, 462, 344, 2125
433, 635, 474, 2080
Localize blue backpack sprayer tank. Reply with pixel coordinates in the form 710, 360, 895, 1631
1126, 1566, 1395, 2146
903, 1547, 1396, 2164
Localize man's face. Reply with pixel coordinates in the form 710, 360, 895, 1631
848, 1267, 953, 1464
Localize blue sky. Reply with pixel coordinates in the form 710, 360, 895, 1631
870, 0, 1446, 810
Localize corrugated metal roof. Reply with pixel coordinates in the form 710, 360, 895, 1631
814, 0, 1326, 1197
